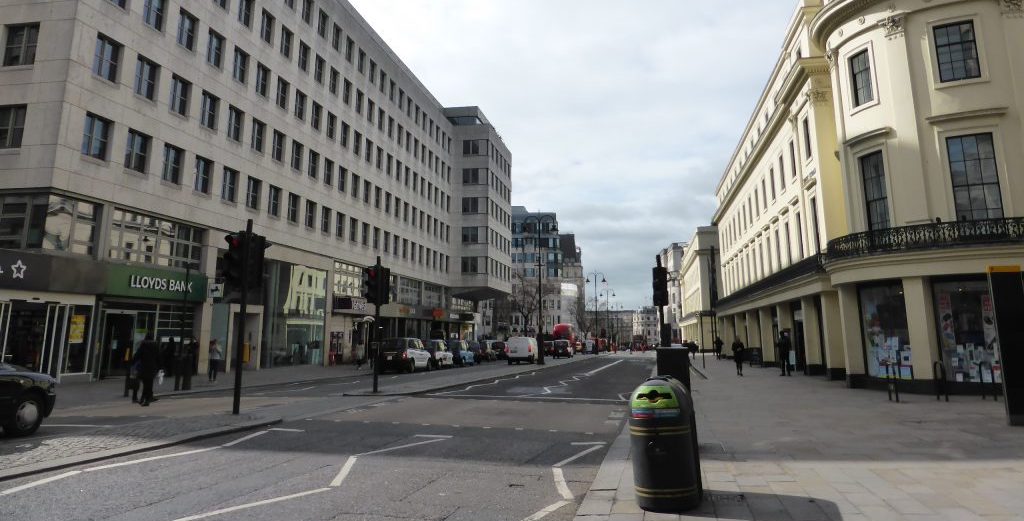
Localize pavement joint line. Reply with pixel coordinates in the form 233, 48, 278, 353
427, 393, 627, 403
171, 487, 332, 521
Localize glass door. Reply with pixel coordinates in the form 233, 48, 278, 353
40, 304, 72, 378
0, 301, 10, 364
101, 311, 136, 378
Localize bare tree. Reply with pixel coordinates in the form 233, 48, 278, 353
509, 270, 560, 335
568, 291, 592, 338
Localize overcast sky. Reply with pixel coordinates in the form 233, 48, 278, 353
349, 0, 796, 309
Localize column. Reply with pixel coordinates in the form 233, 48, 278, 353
801, 295, 824, 374
777, 302, 795, 371
837, 285, 866, 386
758, 307, 776, 364
820, 291, 847, 380
902, 276, 939, 384
744, 310, 757, 347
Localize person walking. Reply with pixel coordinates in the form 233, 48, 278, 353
731, 339, 745, 376
208, 339, 223, 383
777, 330, 793, 376
713, 336, 724, 360
134, 333, 161, 406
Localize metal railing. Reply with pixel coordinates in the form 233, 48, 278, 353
826, 217, 1024, 261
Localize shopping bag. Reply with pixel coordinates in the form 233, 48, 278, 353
157, 369, 165, 385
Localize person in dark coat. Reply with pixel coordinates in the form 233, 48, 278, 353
713, 336, 724, 360
731, 339, 745, 376
777, 331, 793, 376
134, 333, 161, 406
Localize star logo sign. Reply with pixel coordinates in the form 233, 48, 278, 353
11, 260, 27, 279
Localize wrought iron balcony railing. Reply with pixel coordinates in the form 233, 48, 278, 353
825, 217, 1024, 261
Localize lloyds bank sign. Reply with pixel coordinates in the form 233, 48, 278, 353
106, 264, 207, 302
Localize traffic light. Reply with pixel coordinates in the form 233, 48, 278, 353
222, 233, 247, 292
363, 266, 380, 305
652, 266, 668, 306
246, 233, 269, 289
378, 267, 391, 305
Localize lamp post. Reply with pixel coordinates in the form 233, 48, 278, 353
602, 288, 615, 348
585, 272, 606, 341
521, 214, 557, 365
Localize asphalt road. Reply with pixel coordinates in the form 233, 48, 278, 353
0, 355, 654, 521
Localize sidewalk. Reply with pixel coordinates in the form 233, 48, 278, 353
575, 353, 1024, 520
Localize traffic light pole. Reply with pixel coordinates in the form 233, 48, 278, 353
655, 256, 671, 350
232, 219, 253, 415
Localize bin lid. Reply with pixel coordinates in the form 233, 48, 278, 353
631, 382, 681, 419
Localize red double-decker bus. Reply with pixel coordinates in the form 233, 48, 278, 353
551, 323, 576, 344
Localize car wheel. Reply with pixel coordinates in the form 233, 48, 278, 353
508, 359, 513, 365
528, 355, 535, 364
426, 359, 433, 372
4, 393, 44, 437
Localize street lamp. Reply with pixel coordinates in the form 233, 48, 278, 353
601, 288, 615, 347
521, 214, 557, 365
585, 272, 606, 341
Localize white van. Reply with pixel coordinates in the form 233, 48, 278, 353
506, 336, 537, 364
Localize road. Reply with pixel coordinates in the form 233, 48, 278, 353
1, 354, 655, 521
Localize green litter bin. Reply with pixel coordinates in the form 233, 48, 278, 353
629, 375, 702, 512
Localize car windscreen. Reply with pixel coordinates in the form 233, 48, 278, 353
554, 340, 569, 347
381, 339, 407, 350
445, 340, 462, 350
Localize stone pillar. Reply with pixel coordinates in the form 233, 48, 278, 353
837, 285, 867, 387
777, 302, 795, 371
801, 295, 824, 375
758, 307, 776, 364
744, 310, 757, 347
902, 276, 939, 385
820, 291, 846, 380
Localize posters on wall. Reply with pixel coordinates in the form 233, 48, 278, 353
936, 282, 1002, 384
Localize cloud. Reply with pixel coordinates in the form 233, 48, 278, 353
349, 0, 796, 309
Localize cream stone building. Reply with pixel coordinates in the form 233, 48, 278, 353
658, 242, 686, 343
0, 0, 512, 381
678, 226, 720, 348
713, 0, 1023, 394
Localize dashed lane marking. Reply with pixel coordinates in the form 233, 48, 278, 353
171, 488, 331, 521
520, 500, 571, 521
1, 471, 81, 495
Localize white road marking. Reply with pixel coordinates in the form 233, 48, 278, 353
44, 424, 114, 428
268, 428, 304, 432
355, 437, 447, 457
221, 430, 268, 447
84, 447, 218, 472
0, 471, 81, 495
330, 456, 357, 487
276, 386, 315, 393
414, 434, 452, 439
583, 359, 624, 377
571, 442, 606, 446
552, 467, 573, 500
430, 371, 537, 395
432, 393, 625, 403
520, 500, 571, 521
617, 393, 629, 401
553, 445, 604, 468
171, 488, 331, 521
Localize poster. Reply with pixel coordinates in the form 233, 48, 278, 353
68, 315, 86, 344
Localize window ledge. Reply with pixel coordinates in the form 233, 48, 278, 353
1, 64, 34, 72
934, 75, 989, 90
159, 179, 183, 190
80, 155, 109, 167
123, 168, 147, 178
0, 148, 21, 155
844, 126, 893, 148
925, 107, 1008, 124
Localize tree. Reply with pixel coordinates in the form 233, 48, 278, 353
509, 270, 560, 335
568, 291, 592, 339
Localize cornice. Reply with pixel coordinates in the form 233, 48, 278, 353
925, 106, 1009, 124
775, 57, 831, 107
843, 126, 893, 148
810, 0, 888, 47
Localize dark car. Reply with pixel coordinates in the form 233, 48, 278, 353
553, 340, 573, 359
543, 341, 555, 357
0, 363, 57, 437
491, 341, 508, 360
446, 339, 469, 367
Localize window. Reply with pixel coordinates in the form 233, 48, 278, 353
318, 9, 328, 38
326, 112, 337, 140
206, 30, 224, 67
297, 42, 309, 71
82, 113, 111, 160
271, 130, 284, 161
92, 34, 121, 81
301, 0, 313, 24
850, 50, 874, 107
332, 24, 342, 51
802, 117, 812, 159
947, 133, 1003, 220
232, 47, 249, 83
280, 27, 293, 58
245, 176, 261, 209
859, 151, 890, 230
169, 75, 190, 116
323, 158, 334, 185
287, 193, 299, 222
342, 79, 352, 104
340, 121, 350, 147
349, 217, 358, 242
463, 139, 486, 155
176, 10, 197, 50
108, 208, 202, 267
250, 118, 265, 152
329, 68, 339, 95
789, 141, 798, 179
221, 167, 238, 202
133, 56, 159, 100
157, 143, 183, 184
227, 105, 243, 141
268, 185, 281, 216
314, 55, 324, 83
255, 63, 269, 97
335, 211, 344, 237
276, 78, 289, 109
291, 140, 304, 170
0, 105, 26, 148
237, 0, 253, 27
260, 10, 275, 44
3, 24, 39, 66
311, 102, 322, 130
200, 91, 219, 130
345, 37, 354, 63
123, 129, 150, 173
294, 90, 306, 120
194, 156, 212, 193
142, 0, 165, 31
320, 206, 331, 233
307, 150, 319, 179
934, 21, 981, 83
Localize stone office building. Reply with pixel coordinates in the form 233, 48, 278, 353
0, 0, 512, 380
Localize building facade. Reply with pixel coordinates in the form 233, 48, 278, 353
510, 206, 562, 336
658, 242, 686, 343
632, 306, 658, 345
0, 0, 512, 380
713, 0, 1024, 394
677, 226, 720, 347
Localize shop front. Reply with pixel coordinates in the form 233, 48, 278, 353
933, 277, 1001, 387
330, 296, 370, 364
261, 260, 327, 368
858, 281, 912, 383
0, 249, 105, 379
99, 264, 207, 379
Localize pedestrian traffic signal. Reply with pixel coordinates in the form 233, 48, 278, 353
222, 233, 247, 292
652, 266, 668, 306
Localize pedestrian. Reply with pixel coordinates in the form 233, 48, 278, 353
208, 339, 223, 383
731, 339, 745, 376
127, 358, 141, 403
134, 333, 161, 406
714, 336, 724, 360
777, 330, 793, 376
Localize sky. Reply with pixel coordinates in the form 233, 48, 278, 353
348, 0, 797, 309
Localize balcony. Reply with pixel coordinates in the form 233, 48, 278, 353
826, 217, 1024, 262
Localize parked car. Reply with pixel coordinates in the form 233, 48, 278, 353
574, 341, 583, 354
553, 339, 573, 359
491, 341, 508, 360
507, 336, 537, 364
543, 341, 555, 357
0, 363, 57, 437
379, 338, 432, 373
446, 339, 474, 366
474, 341, 497, 362
425, 339, 454, 369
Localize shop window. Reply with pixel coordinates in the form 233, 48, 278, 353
934, 279, 1001, 383
859, 282, 910, 379
108, 208, 203, 267
261, 261, 326, 368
